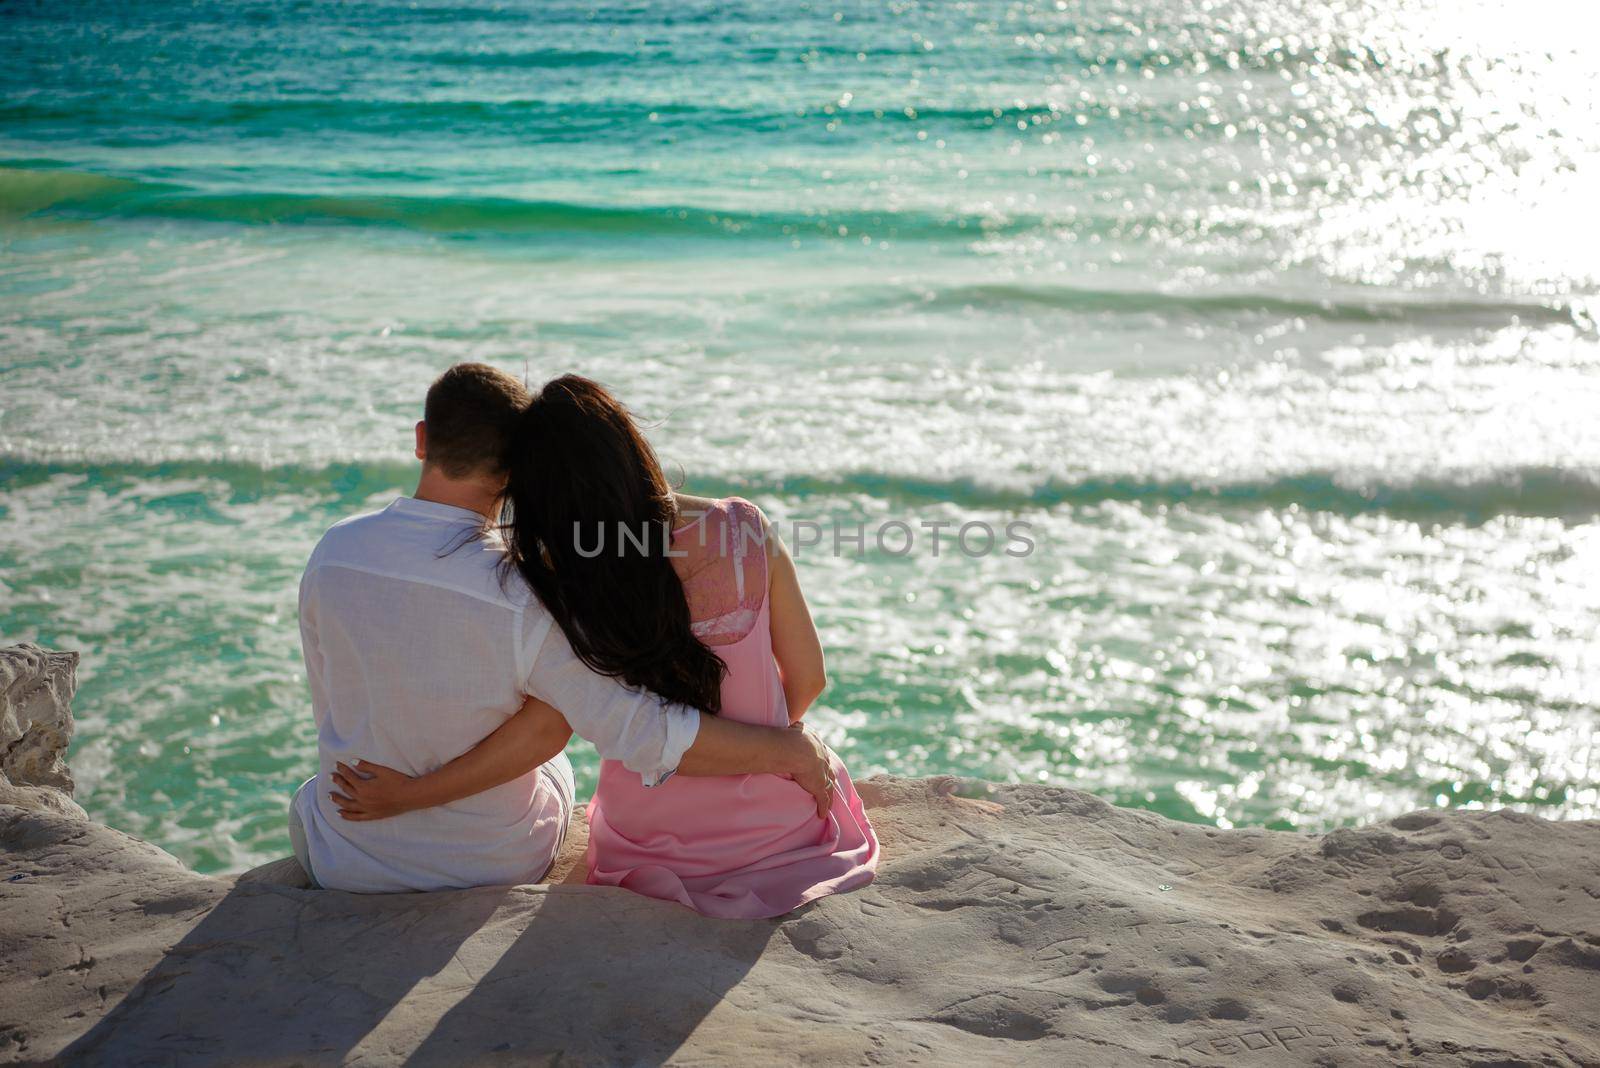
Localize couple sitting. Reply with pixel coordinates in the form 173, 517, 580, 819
287, 364, 878, 918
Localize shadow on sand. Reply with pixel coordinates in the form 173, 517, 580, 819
57, 865, 775, 1065
405, 885, 779, 1066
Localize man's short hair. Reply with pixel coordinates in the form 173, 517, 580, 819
422, 363, 530, 479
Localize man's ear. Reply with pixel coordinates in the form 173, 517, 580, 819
414, 421, 426, 462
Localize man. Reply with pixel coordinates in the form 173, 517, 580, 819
288, 363, 833, 892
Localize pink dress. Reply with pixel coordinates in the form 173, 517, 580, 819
585, 497, 879, 918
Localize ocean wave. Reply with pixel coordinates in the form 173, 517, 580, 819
0, 94, 1187, 137
915, 283, 1586, 329
6, 456, 1597, 522
411, 48, 642, 69
0, 457, 418, 510
0, 165, 1590, 334
0, 165, 1016, 240
711, 469, 1600, 520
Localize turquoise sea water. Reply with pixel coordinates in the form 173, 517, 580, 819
2, 0, 1597, 873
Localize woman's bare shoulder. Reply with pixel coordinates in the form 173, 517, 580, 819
673, 491, 722, 515
672, 494, 770, 541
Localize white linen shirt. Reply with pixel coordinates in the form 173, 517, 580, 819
292, 496, 701, 893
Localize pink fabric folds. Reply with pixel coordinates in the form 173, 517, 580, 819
585, 497, 879, 918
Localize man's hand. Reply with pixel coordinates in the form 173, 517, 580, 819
673, 713, 836, 818
329, 760, 421, 821
784, 723, 837, 819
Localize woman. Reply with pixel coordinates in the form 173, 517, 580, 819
331, 374, 878, 917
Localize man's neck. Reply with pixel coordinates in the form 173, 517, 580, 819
413, 468, 502, 520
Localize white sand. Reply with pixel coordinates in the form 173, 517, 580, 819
3, 644, 1598, 1065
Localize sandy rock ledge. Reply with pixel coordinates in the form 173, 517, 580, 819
1, 644, 1597, 1066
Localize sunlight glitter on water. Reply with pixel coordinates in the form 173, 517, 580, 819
1, 0, 1597, 872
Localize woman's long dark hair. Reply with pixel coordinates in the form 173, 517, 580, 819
501, 375, 726, 714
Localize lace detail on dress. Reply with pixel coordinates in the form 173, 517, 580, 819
672, 498, 769, 647
691, 606, 761, 643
